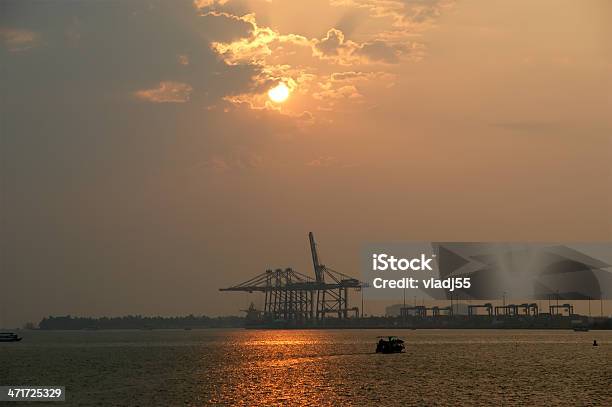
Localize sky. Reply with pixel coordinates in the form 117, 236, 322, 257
1, 0, 611, 327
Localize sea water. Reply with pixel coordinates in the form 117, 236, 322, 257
1, 329, 611, 406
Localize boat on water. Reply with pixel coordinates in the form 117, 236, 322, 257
376, 336, 405, 354
0, 332, 22, 342
573, 326, 589, 332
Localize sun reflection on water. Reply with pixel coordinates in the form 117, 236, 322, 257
207, 330, 350, 406
204, 329, 612, 406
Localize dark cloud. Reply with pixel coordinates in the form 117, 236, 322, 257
358, 40, 401, 63
198, 10, 253, 42
315, 28, 348, 57
0, 0, 293, 326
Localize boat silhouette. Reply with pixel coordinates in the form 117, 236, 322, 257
573, 326, 589, 332
0, 332, 22, 342
376, 336, 405, 353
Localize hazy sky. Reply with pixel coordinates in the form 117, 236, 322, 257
1, 0, 611, 327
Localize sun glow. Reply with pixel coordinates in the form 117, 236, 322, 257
268, 82, 290, 103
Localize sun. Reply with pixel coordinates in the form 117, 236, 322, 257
268, 82, 290, 103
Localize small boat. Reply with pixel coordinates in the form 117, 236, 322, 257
376, 336, 405, 354
0, 332, 22, 342
573, 326, 589, 332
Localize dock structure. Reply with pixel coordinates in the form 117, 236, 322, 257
400, 306, 427, 318
432, 306, 453, 317
550, 303, 574, 316
468, 303, 493, 317
495, 304, 519, 316
518, 303, 539, 316
219, 233, 361, 324
467, 302, 539, 318
400, 305, 453, 318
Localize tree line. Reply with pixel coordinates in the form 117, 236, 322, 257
38, 314, 244, 330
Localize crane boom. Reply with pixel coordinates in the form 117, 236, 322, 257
309, 232, 324, 282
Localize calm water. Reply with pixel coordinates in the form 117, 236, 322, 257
1, 329, 611, 406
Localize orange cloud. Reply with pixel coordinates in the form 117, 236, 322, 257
313, 84, 362, 101
313, 28, 421, 65
330, 71, 395, 82
134, 81, 193, 103
193, 0, 229, 9
207, 12, 311, 66
0, 28, 38, 52
178, 54, 190, 66
330, 0, 453, 32
313, 29, 360, 65
307, 156, 335, 167
199, 1, 450, 119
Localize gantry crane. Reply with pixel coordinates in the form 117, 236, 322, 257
220, 232, 361, 324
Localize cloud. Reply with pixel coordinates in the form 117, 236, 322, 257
205, 15, 403, 114
330, 71, 395, 82
359, 40, 402, 63
178, 54, 190, 66
193, 0, 229, 9
313, 28, 360, 64
134, 81, 193, 103
316, 27, 428, 64
307, 156, 335, 167
200, 2, 450, 117
313, 84, 362, 100
0, 28, 39, 52
207, 12, 311, 66
295, 110, 315, 126
330, 0, 454, 31
207, 14, 415, 70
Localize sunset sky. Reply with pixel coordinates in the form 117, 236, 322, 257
1, 0, 611, 326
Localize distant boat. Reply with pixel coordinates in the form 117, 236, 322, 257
573, 326, 589, 332
0, 332, 22, 342
376, 336, 405, 354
